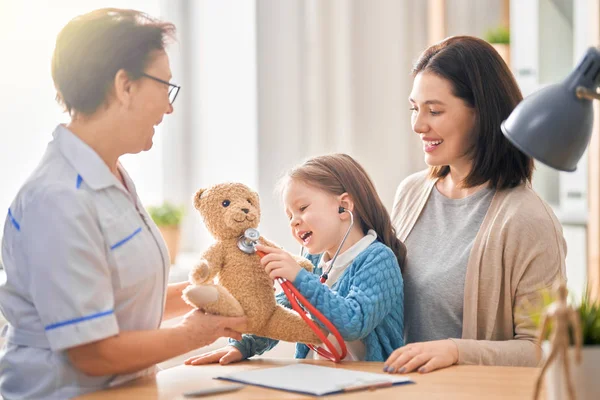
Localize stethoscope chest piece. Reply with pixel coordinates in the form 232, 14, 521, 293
238, 228, 261, 254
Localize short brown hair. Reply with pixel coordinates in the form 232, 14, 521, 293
283, 154, 406, 268
51, 8, 176, 115
413, 36, 533, 190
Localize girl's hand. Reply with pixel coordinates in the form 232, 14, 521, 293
384, 340, 459, 374
184, 346, 244, 366
255, 244, 302, 282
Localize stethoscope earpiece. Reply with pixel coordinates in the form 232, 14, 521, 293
319, 207, 354, 284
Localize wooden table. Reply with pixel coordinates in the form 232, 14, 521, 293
78, 359, 540, 399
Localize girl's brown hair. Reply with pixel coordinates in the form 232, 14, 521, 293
284, 154, 406, 268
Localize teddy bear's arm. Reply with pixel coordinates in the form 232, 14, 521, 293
190, 243, 226, 284
293, 255, 314, 273
257, 236, 278, 248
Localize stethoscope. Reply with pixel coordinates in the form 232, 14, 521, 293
236, 207, 354, 362
314, 206, 354, 284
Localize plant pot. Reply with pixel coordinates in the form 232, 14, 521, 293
158, 225, 181, 265
542, 342, 600, 400
491, 43, 510, 68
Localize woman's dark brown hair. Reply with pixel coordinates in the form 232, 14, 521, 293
413, 35, 533, 190
51, 8, 176, 115
284, 153, 406, 268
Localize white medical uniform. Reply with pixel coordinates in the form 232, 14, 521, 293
0, 125, 169, 399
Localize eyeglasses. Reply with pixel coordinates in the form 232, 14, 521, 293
141, 73, 181, 105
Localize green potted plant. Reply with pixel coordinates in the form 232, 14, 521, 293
484, 25, 510, 67
147, 202, 185, 265
533, 289, 600, 400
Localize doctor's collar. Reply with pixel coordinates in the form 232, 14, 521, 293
54, 124, 122, 191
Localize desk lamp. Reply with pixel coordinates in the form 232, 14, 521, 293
502, 47, 600, 171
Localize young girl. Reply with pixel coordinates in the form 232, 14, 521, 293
185, 153, 405, 364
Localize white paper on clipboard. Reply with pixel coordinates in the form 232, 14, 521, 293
215, 364, 413, 396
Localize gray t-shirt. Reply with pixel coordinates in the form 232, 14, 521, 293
403, 184, 495, 344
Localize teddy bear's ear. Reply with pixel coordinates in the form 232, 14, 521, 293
193, 188, 206, 210
250, 190, 260, 208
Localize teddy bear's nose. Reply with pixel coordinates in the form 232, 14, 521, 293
242, 208, 250, 214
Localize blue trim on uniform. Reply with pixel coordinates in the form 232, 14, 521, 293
7, 208, 20, 231
76, 174, 83, 189
44, 309, 114, 331
110, 227, 142, 250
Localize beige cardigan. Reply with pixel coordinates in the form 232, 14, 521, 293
391, 170, 567, 367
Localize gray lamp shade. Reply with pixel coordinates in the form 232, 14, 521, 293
501, 47, 600, 172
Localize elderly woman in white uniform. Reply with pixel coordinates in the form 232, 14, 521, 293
0, 9, 245, 399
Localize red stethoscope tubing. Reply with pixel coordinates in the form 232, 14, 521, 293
257, 250, 347, 362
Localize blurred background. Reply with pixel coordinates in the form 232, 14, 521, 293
0, 1, 597, 355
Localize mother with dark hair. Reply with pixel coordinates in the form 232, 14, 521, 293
385, 36, 567, 374
0, 9, 245, 399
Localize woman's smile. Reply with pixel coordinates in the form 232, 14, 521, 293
423, 139, 444, 153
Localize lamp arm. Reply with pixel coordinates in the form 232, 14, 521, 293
576, 86, 600, 101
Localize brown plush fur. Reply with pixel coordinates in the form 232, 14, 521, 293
182, 183, 322, 344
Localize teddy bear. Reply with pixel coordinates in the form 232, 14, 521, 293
182, 182, 323, 345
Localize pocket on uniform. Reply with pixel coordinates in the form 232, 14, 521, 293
101, 212, 155, 288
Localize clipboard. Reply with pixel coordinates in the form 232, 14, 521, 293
214, 364, 414, 396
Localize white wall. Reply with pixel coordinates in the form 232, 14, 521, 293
157, 0, 259, 252
446, 0, 505, 38
349, 0, 427, 208
255, 0, 307, 250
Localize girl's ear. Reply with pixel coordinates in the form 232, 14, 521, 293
338, 192, 354, 215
